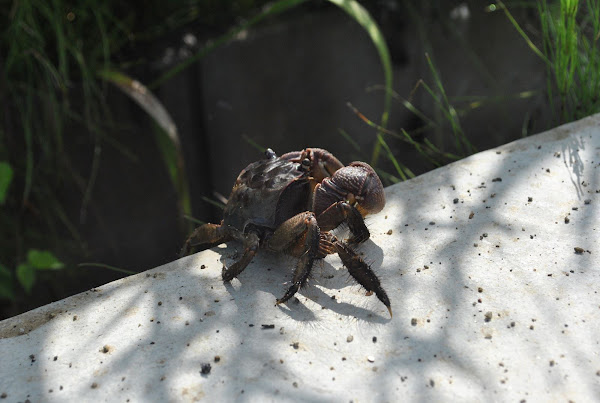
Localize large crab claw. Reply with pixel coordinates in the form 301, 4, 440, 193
314, 161, 385, 218
310, 161, 385, 245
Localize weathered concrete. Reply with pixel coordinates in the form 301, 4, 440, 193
1, 114, 599, 402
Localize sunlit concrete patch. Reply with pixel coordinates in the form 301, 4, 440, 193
1, 114, 599, 402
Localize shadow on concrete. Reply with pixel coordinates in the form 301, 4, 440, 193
1, 116, 599, 401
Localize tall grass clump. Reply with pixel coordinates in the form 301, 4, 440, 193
499, 0, 600, 122
540, 0, 600, 121
1, 0, 125, 299
0, 0, 192, 303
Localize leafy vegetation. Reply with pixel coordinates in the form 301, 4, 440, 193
2, 0, 599, 314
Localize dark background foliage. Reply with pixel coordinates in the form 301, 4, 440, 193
1, 0, 598, 319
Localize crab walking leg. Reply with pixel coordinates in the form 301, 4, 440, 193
316, 201, 370, 244
222, 232, 260, 282
267, 212, 317, 252
335, 240, 392, 317
267, 212, 320, 305
180, 222, 233, 257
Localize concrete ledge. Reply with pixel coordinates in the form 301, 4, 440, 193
1, 114, 599, 401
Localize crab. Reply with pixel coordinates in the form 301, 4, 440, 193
180, 147, 392, 317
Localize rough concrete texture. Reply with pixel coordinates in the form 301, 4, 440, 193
1, 114, 599, 402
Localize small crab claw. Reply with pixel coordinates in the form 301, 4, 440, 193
281, 148, 344, 183
305, 148, 344, 182
315, 161, 385, 217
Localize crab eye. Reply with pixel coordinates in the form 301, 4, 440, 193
301, 158, 311, 168
265, 148, 277, 159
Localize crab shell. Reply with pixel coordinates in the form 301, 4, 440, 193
223, 157, 310, 234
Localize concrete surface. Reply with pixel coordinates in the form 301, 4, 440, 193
1, 114, 599, 402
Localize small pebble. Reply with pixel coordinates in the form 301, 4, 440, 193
200, 363, 211, 375
346, 335, 354, 343
484, 312, 493, 322
367, 356, 375, 363
574, 247, 585, 254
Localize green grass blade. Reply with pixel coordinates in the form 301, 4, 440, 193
21, 91, 34, 204
78, 262, 137, 275
99, 69, 191, 227
241, 134, 265, 153
153, 123, 192, 228
337, 129, 362, 153
0, 263, 15, 301
183, 214, 206, 226
326, 0, 393, 167
201, 196, 226, 210
98, 70, 180, 148
16, 263, 36, 294
495, 0, 551, 65
0, 162, 13, 205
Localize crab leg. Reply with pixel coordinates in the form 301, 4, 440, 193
222, 232, 260, 282
180, 222, 233, 257
335, 240, 392, 317
316, 201, 370, 244
266, 212, 320, 305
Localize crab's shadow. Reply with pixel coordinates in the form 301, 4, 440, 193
218, 238, 388, 323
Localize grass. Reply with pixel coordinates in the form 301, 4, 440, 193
350, 0, 600, 188
498, 0, 600, 123
3, 0, 600, 312
0, 0, 394, 308
0, 0, 210, 302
